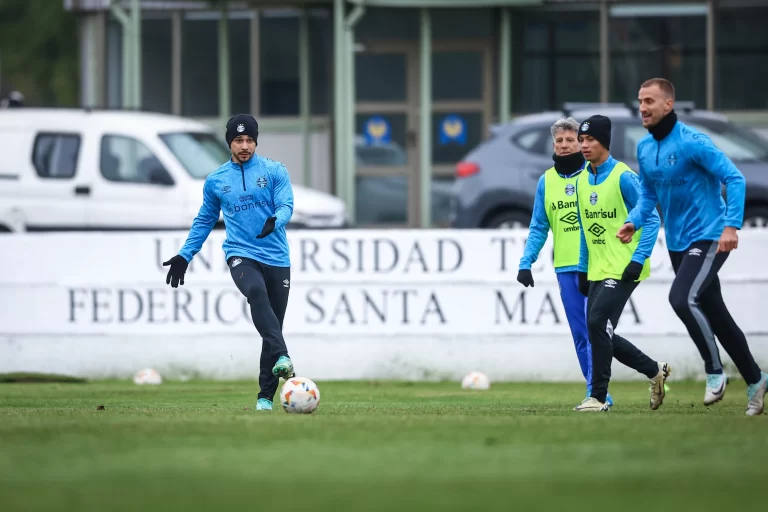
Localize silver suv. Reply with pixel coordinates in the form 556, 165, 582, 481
450, 103, 768, 229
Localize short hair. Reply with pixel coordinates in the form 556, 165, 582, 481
550, 117, 580, 140
640, 78, 675, 100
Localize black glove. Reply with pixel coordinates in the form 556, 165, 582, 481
622, 261, 644, 282
163, 254, 189, 288
578, 272, 590, 297
256, 216, 277, 239
517, 269, 534, 288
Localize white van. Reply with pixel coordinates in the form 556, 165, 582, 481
0, 108, 347, 232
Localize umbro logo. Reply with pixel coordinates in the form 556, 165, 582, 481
689, 248, 702, 256
283, 279, 290, 288
231, 258, 242, 268
588, 223, 606, 238
560, 211, 579, 226
604, 279, 617, 288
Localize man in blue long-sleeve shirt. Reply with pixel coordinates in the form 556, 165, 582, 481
618, 78, 767, 415
573, 115, 670, 412
162, 114, 296, 411
518, 117, 612, 404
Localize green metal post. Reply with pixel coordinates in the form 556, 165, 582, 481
345, 6, 365, 223
599, 0, 609, 103
300, 9, 312, 188
499, 7, 511, 123
345, 27, 356, 218
109, 1, 132, 108
131, 0, 141, 108
333, 0, 347, 207
218, 5, 231, 125
419, 7, 432, 228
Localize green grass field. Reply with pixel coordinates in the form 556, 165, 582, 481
1, 379, 766, 512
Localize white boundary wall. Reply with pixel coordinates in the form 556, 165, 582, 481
1, 229, 766, 381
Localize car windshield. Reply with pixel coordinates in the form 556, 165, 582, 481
624, 119, 768, 163
689, 119, 768, 162
159, 132, 231, 179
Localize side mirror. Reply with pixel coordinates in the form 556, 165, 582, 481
148, 167, 174, 186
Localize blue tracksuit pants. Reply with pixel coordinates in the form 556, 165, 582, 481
557, 271, 592, 391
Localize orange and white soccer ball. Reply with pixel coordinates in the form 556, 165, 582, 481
280, 377, 321, 414
461, 371, 490, 390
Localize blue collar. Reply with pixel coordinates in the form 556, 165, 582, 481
587, 155, 616, 176
228, 155, 258, 170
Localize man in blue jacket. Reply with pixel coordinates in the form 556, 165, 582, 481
618, 78, 767, 416
518, 116, 614, 405
162, 114, 296, 412
573, 115, 669, 412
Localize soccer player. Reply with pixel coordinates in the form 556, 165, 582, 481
618, 78, 768, 416
573, 114, 670, 412
518, 117, 613, 405
162, 114, 296, 412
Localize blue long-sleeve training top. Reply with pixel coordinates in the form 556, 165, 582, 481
178, 154, 294, 267
519, 166, 585, 273
626, 120, 745, 252
577, 155, 660, 273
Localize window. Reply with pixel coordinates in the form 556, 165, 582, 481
716, 6, 768, 110
142, 16, 172, 113
160, 132, 232, 179
260, 10, 299, 116
512, 11, 600, 113
610, 13, 705, 106
181, 13, 253, 117
512, 127, 551, 156
309, 10, 332, 115
32, 133, 80, 179
623, 121, 768, 163
228, 17, 252, 115
100, 135, 171, 184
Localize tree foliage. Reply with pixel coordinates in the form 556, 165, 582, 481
0, 0, 80, 106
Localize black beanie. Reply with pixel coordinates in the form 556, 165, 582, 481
578, 115, 611, 150
225, 114, 259, 147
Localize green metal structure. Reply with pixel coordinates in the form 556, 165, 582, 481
103, 0, 542, 227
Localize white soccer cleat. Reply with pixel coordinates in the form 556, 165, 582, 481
704, 372, 727, 406
746, 372, 768, 417
573, 397, 610, 412
648, 362, 671, 410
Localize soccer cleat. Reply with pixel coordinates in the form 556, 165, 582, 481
574, 397, 610, 412
585, 387, 613, 407
746, 372, 768, 416
704, 372, 727, 406
272, 355, 295, 379
256, 398, 273, 411
648, 361, 671, 410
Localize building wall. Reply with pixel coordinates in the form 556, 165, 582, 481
77, 1, 768, 223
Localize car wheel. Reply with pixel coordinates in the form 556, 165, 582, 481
743, 205, 768, 229
484, 210, 531, 229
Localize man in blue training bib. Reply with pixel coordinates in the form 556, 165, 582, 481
618, 78, 768, 416
162, 114, 296, 412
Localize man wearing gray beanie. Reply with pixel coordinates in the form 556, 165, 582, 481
162, 113, 297, 412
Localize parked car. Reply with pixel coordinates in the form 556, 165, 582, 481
451, 103, 768, 229
0, 108, 347, 233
